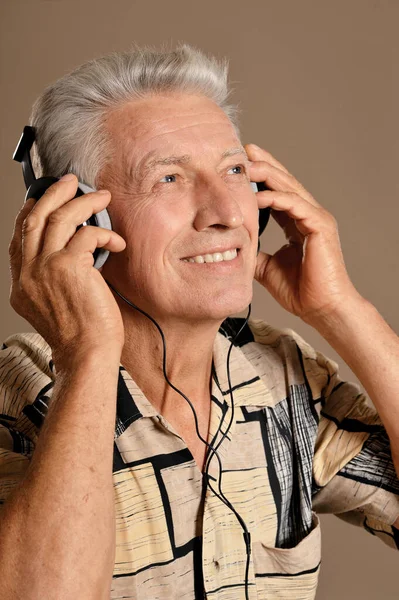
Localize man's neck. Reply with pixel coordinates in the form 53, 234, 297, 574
118, 305, 221, 416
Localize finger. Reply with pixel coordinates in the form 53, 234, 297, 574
64, 225, 126, 266
256, 190, 335, 238
250, 162, 322, 209
244, 144, 290, 174
245, 143, 320, 208
270, 209, 306, 245
41, 190, 115, 256
8, 197, 37, 281
21, 175, 79, 265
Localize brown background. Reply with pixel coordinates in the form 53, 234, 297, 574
1, 0, 398, 597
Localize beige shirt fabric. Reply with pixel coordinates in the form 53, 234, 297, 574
1, 317, 398, 599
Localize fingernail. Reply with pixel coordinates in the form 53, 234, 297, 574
60, 173, 75, 181
98, 189, 110, 194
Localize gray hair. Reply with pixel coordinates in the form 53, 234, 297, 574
30, 42, 241, 188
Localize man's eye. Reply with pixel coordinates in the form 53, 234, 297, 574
228, 165, 245, 175
159, 174, 177, 183
158, 166, 245, 184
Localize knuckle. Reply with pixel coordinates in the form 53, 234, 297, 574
48, 211, 68, 225
46, 251, 72, 272
22, 213, 38, 233
45, 252, 64, 269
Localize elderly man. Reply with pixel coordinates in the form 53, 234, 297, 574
0, 43, 398, 600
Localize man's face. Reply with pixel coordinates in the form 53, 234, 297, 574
99, 92, 259, 324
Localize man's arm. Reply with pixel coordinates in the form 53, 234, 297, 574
308, 294, 399, 527
0, 348, 120, 600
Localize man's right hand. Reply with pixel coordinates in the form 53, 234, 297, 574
8, 174, 127, 369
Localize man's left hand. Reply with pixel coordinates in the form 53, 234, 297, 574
245, 143, 363, 325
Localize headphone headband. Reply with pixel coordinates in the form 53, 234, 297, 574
13, 125, 37, 190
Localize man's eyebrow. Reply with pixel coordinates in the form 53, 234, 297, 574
134, 146, 248, 183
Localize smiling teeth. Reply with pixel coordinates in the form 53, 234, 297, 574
184, 248, 238, 263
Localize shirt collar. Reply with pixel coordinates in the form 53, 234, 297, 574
116, 319, 273, 429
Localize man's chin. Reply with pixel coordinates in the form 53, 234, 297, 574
183, 285, 254, 323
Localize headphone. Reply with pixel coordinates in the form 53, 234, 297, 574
13, 125, 272, 600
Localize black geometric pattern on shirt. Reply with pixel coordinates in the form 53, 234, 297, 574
243, 384, 318, 548
211, 358, 261, 399
193, 535, 206, 599
111, 535, 205, 588
240, 405, 282, 541
218, 317, 254, 347
294, 342, 319, 424
220, 321, 319, 547
255, 561, 321, 578
0, 413, 17, 424
114, 367, 143, 438
112, 444, 207, 583
206, 395, 230, 457
314, 384, 344, 409
320, 409, 385, 434
205, 582, 251, 595
6, 426, 34, 456
338, 428, 399, 495
22, 380, 54, 429
220, 376, 261, 397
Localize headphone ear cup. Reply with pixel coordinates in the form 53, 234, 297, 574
25, 176, 59, 202
74, 182, 113, 270
258, 207, 271, 237
25, 178, 113, 271
79, 207, 113, 270
251, 181, 271, 243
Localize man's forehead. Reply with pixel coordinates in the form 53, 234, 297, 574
109, 92, 231, 133
106, 94, 245, 179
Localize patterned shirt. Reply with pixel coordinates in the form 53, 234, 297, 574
1, 317, 398, 599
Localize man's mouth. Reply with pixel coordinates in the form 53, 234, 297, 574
182, 248, 239, 264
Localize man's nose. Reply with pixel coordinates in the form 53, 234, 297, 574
192, 179, 244, 232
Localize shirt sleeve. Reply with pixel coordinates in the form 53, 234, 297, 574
0, 332, 55, 508
286, 326, 399, 550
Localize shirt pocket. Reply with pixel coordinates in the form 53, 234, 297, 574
252, 511, 321, 600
